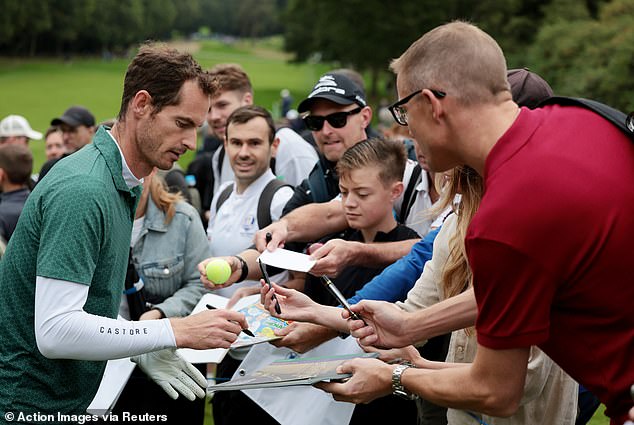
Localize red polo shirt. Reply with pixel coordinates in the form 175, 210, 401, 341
467, 105, 634, 423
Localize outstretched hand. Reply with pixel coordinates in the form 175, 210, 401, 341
255, 221, 288, 252
227, 285, 260, 309
344, 300, 412, 348
309, 239, 360, 277
260, 280, 319, 322
171, 308, 248, 350
315, 357, 393, 404
268, 321, 338, 353
361, 344, 423, 365
198, 256, 243, 291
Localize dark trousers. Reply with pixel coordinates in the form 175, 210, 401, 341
103, 364, 205, 425
350, 393, 418, 425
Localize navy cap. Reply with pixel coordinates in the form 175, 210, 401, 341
298, 74, 367, 113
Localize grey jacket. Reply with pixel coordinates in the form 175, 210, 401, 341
132, 198, 210, 317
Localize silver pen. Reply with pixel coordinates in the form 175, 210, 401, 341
320, 275, 365, 324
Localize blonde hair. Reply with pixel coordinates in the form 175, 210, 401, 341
390, 21, 509, 106
430, 166, 483, 300
149, 175, 183, 224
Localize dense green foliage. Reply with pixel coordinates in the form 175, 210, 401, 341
0, 0, 284, 55
528, 0, 634, 111
1, 0, 632, 152
282, 0, 634, 111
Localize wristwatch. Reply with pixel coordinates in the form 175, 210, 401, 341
392, 362, 419, 400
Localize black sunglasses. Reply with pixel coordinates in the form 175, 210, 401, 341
388, 89, 446, 126
303, 107, 362, 131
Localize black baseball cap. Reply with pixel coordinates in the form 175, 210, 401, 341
51, 106, 96, 128
297, 74, 367, 113
507, 68, 553, 109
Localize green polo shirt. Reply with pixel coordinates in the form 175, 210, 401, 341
0, 126, 141, 419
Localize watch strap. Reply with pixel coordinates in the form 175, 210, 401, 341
392, 362, 419, 400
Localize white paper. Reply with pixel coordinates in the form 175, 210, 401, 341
258, 248, 316, 272
86, 357, 136, 415
236, 336, 361, 425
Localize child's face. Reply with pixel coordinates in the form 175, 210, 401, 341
339, 166, 399, 232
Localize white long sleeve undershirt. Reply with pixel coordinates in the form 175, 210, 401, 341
35, 276, 176, 361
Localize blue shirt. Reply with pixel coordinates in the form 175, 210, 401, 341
347, 226, 440, 304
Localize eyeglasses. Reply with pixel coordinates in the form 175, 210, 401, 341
303, 107, 362, 131
388, 89, 446, 126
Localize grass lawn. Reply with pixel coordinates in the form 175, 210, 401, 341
0, 36, 331, 171
204, 397, 213, 425
589, 405, 610, 425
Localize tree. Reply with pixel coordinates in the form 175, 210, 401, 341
283, 0, 454, 96
281, 0, 558, 96
237, 0, 281, 38
172, 0, 203, 36
142, 0, 177, 40
528, 0, 634, 111
0, 0, 52, 55
46, 0, 97, 54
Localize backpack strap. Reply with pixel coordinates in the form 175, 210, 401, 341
399, 163, 422, 224
257, 179, 292, 228
539, 96, 634, 141
215, 183, 234, 212
217, 147, 225, 180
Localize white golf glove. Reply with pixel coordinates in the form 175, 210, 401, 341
131, 348, 207, 401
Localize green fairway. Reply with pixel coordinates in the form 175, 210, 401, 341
0, 37, 330, 171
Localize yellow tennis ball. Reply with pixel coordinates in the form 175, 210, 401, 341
206, 259, 232, 285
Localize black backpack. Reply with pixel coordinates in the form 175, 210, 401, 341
215, 179, 292, 228
539, 96, 634, 141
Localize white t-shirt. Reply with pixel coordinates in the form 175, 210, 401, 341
273, 127, 318, 186
393, 160, 434, 236
207, 169, 294, 297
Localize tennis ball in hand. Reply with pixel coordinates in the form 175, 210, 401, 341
206, 259, 232, 285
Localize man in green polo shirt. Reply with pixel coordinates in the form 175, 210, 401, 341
0, 45, 248, 421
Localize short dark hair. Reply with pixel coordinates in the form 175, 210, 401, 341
225, 105, 275, 144
208, 63, 253, 96
337, 138, 406, 187
44, 126, 61, 139
0, 144, 33, 184
117, 43, 215, 121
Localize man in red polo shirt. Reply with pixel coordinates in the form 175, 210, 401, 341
318, 21, 634, 424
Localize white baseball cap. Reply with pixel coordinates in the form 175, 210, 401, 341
0, 115, 43, 140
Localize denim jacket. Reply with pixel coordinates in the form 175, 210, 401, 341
131, 198, 210, 317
